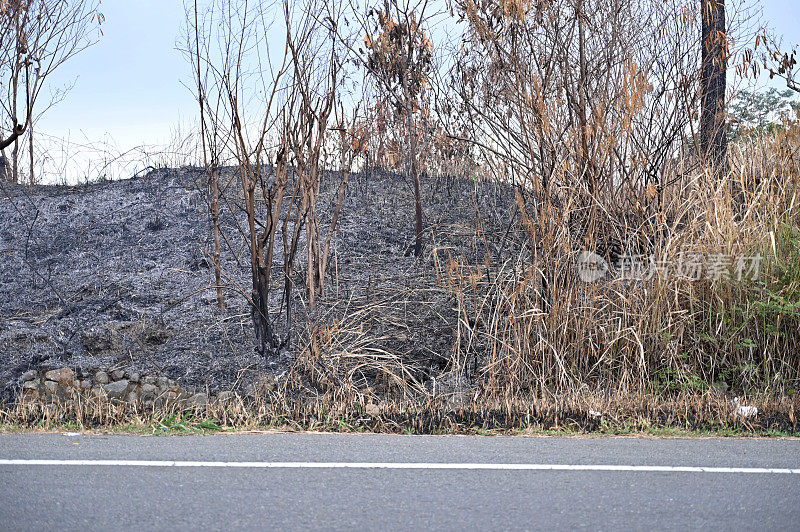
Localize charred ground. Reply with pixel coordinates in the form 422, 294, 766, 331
0, 168, 519, 403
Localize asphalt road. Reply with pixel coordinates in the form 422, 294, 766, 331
1, 433, 799, 531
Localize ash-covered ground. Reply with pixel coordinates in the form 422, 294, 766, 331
0, 168, 519, 402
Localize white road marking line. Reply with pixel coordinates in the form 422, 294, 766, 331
0, 460, 798, 473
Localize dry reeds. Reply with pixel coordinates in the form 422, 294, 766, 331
2, 383, 797, 435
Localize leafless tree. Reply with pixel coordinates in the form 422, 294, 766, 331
187, 0, 227, 309
444, 0, 714, 311
738, 28, 799, 95
0, 0, 101, 184
189, 0, 359, 354
362, 0, 434, 257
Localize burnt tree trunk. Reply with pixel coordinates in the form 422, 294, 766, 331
403, 88, 423, 258
700, 0, 727, 172
210, 166, 225, 309
410, 129, 423, 258
253, 261, 276, 354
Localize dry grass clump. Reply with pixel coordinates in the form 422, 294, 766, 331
287, 121, 800, 420
2, 382, 797, 435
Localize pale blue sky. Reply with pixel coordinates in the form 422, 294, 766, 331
39, 1, 194, 150
34, 0, 800, 179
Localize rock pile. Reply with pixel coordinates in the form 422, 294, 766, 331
19, 367, 236, 408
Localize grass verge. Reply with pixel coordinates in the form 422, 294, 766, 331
1, 388, 797, 437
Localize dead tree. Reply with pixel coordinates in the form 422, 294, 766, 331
189, 0, 358, 354
0, 0, 101, 183
738, 29, 799, 95
700, 0, 728, 172
190, 0, 225, 309
363, 0, 433, 257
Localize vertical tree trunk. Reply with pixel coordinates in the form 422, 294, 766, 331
320, 133, 351, 286
27, 63, 34, 185
0, 149, 7, 182
244, 169, 275, 355
11, 72, 19, 184
11, 6, 19, 184
194, 0, 225, 309
253, 260, 275, 354
576, 0, 593, 195
404, 90, 423, 257
210, 167, 224, 308
700, 0, 727, 172
12, 139, 19, 184
410, 124, 423, 257
28, 124, 34, 185
306, 191, 317, 310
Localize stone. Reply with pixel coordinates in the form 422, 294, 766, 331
217, 391, 233, 402
95, 371, 110, 384
127, 372, 140, 383
22, 380, 39, 390
140, 384, 157, 399
81, 322, 171, 357
111, 369, 125, 381
189, 393, 208, 407
43, 380, 58, 394
91, 385, 105, 397
22, 388, 38, 400
80, 379, 92, 390
103, 380, 130, 398
157, 376, 170, 390
142, 375, 156, 385
45, 368, 74, 385
162, 391, 185, 407
126, 391, 138, 404
21, 370, 38, 382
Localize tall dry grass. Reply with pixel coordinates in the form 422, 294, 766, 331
451, 125, 798, 400
295, 120, 800, 414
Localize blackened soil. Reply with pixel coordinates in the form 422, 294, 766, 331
0, 167, 519, 402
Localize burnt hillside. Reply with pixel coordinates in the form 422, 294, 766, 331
0, 168, 519, 402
